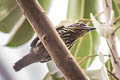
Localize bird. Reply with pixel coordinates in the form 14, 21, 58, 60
13, 22, 96, 71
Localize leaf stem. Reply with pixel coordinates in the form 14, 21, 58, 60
113, 16, 120, 25
107, 69, 119, 80
94, 11, 104, 18
77, 54, 110, 65
112, 25, 120, 35
77, 12, 104, 24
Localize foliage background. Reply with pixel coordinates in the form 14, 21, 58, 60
0, 0, 120, 80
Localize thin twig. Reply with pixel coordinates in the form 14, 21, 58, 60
77, 11, 104, 24
112, 25, 120, 35
107, 69, 119, 80
107, 34, 120, 79
94, 11, 104, 18
77, 54, 110, 65
113, 16, 120, 25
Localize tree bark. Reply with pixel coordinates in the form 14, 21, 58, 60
16, 0, 88, 80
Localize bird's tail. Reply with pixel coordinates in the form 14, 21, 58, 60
13, 52, 38, 71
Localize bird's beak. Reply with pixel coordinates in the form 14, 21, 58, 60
83, 26, 96, 31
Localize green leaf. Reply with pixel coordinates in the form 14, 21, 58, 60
105, 59, 117, 80
67, 0, 100, 69
84, 0, 99, 18
105, 59, 113, 72
67, 0, 85, 19
112, 0, 120, 40
112, 0, 120, 18
0, 6, 22, 33
6, 19, 34, 47
84, 0, 100, 65
88, 30, 100, 66
4, 0, 52, 47
84, 0, 100, 66
44, 73, 64, 80
38, 0, 52, 12
71, 33, 92, 68
0, 0, 17, 21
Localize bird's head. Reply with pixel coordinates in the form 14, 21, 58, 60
67, 22, 96, 38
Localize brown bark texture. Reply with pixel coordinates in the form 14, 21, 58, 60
16, 0, 88, 80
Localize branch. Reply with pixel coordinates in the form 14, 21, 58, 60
107, 33, 120, 79
16, 0, 88, 80
102, 0, 120, 79
107, 69, 119, 80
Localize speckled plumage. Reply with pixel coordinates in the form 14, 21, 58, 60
13, 22, 95, 71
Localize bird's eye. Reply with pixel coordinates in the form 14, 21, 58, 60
80, 23, 86, 26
